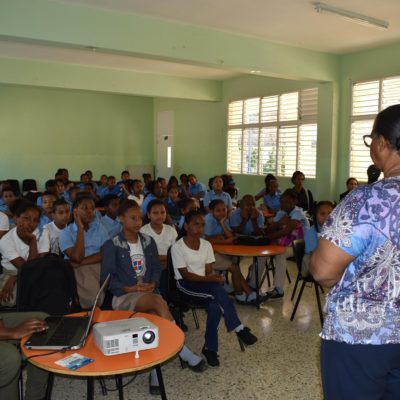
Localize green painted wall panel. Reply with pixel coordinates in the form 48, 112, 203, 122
0, 85, 154, 189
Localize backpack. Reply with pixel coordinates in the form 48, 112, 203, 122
17, 256, 81, 315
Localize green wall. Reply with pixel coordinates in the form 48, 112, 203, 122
0, 85, 154, 189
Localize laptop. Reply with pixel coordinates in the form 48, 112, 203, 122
25, 274, 110, 350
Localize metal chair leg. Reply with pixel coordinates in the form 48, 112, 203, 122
290, 280, 307, 321
291, 275, 301, 301
315, 283, 324, 327
191, 308, 199, 329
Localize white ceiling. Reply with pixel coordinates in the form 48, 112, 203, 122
3, 0, 400, 80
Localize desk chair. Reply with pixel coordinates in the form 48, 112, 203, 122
6, 179, 21, 196
22, 179, 37, 193
289, 239, 324, 326
264, 256, 292, 287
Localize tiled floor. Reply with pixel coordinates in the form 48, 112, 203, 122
34, 259, 325, 400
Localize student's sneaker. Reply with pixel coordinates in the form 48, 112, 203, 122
262, 288, 284, 301
236, 292, 257, 305
236, 327, 258, 346
202, 347, 220, 367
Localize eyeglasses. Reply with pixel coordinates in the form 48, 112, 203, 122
363, 134, 374, 147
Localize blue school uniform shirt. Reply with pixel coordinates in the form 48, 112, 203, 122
264, 193, 281, 212
229, 208, 264, 235
141, 193, 156, 215
203, 190, 233, 210
304, 225, 320, 254
59, 218, 109, 258
164, 198, 181, 224
101, 215, 122, 239
39, 213, 52, 232
204, 213, 231, 236
100, 186, 122, 198
0, 203, 8, 213
274, 206, 310, 232
189, 182, 206, 197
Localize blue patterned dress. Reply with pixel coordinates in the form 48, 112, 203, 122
321, 177, 400, 344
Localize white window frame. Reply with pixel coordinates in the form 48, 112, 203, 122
349, 75, 400, 181
226, 88, 318, 178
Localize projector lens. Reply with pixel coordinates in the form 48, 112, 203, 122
143, 330, 155, 344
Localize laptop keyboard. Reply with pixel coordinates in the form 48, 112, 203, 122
46, 317, 88, 345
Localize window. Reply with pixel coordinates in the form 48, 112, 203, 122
350, 76, 400, 180
227, 88, 318, 178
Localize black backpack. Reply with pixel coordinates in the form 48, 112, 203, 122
17, 256, 81, 315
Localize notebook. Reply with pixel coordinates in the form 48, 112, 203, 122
24, 274, 110, 351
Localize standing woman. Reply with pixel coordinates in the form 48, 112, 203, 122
311, 104, 400, 400
291, 170, 314, 215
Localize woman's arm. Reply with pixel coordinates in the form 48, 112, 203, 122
310, 238, 354, 287
178, 267, 223, 283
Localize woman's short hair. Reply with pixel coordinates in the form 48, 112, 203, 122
372, 104, 400, 150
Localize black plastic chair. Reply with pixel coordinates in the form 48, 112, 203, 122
22, 179, 38, 192
289, 239, 324, 326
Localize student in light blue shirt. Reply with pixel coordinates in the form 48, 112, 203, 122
38, 191, 57, 232
0, 188, 17, 226
302, 201, 334, 275
203, 176, 233, 213
141, 181, 164, 215
100, 194, 122, 239
188, 174, 206, 199
230, 195, 264, 236
96, 174, 109, 197
59, 195, 109, 308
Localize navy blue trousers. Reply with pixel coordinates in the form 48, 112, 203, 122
321, 339, 400, 400
177, 280, 241, 352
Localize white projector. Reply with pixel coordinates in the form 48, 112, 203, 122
93, 317, 159, 356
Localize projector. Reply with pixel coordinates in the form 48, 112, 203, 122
93, 317, 159, 356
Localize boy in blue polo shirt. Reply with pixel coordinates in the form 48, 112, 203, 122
203, 176, 233, 214
59, 195, 109, 308
101, 194, 121, 239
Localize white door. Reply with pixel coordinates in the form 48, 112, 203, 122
156, 111, 174, 179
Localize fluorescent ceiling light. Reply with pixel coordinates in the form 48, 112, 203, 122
313, 2, 389, 30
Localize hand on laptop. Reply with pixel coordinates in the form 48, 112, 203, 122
9, 318, 48, 340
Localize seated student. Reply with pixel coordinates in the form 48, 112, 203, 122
83, 182, 100, 203
0, 200, 50, 307
36, 180, 58, 206
96, 174, 109, 197
203, 176, 233, 214
230, 194, 264, 236
77, 173, 90, 192
205, 200, 257, 304
101, 200, 206, 394
0, 210, 9, 239
291, 170, 314, 215
259, 178, 281, 215
141, 181, 164, 215
0, 312, 49, 400
100, 175, 122, 198
171, 210, 257, 367
43, 199, 71, 256
167, 176, 179, 189
142, 173, 153, 196
157, 177, 168, 199
67, 186, 80, 210
302, 201, 334, 276
177, 197, 198, 232
101, 194, 122, 239
339, 177, 358, 201
38, 191, 57, 232
188, 174, 206, 200
59, 195, 109, 308
262, 189, 310, 300
164, 185, 181, 225
0, 187, 17, 226
255, 174, 277, 201
124, 179, 144, 206
141, 200, 178, 269
55, 178, 70, 203
179, 173, 190, 199
117, 170, 130, 186
85, 170, 98, 192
